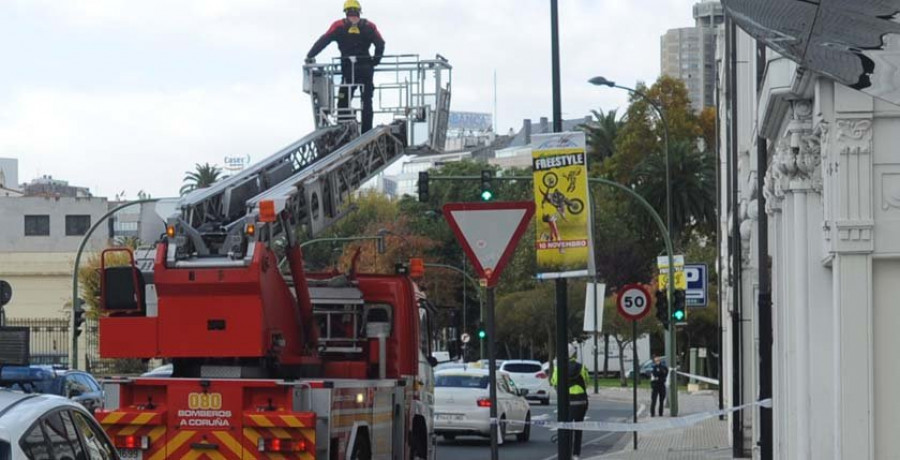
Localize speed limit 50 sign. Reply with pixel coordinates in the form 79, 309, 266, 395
616, 284, 651, 321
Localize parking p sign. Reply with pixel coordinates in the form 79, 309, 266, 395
685, 264, 708, 307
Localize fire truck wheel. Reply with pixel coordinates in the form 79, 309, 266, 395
410, 415, 428, 459
350, 427, 372, 460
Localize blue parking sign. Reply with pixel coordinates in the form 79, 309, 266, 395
685, 264, 708, 307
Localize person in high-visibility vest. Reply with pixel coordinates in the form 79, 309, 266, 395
551, 344, 590, 459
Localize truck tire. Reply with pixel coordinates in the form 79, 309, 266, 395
350, 427, 372, 460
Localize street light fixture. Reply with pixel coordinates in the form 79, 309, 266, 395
589, 75, 679, 415
588, 75, 672, 243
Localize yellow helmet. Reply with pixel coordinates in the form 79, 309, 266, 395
343, 0, 361, 13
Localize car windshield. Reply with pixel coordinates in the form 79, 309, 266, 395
503, 363, 542, 373
435, 374, 490, 388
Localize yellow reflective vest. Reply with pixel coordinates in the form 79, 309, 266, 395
550, 358, 590, 395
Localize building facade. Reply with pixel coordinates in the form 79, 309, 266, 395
0, 196, 110, 319
721, 18, 900, 460
661, 1, 724, 112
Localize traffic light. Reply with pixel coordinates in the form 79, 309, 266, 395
480, 170, 494, 201
655, 290, 669, 329
477, 321, 486, 340
0, 280, 11, 307
74, 298, 86, 338
672, 289, 686, 322
417, 171, 429, 202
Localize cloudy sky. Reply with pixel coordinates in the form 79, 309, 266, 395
0, 0, 700, 198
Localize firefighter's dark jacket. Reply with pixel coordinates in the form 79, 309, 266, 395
307, 18, 385, 66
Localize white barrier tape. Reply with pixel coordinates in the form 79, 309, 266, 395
676, 371, 720, 386
509, 399, 771, 433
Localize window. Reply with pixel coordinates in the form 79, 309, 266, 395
24, 215, 50, 236
65, 215, 91, 236
502, 363, 542, 374
20, 423, 51, 460
58, 411, 86, 459
71, 412, 114, 459
41, 412, 79, 460
435, 374, 489, 388
75, 373, 100, 392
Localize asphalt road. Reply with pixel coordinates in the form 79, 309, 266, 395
435, 398, 634, 460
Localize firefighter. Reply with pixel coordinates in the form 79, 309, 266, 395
306, 0, 385, 133
551, 344, 590, 459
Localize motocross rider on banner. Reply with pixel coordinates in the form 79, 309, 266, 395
306, 0, 385, 133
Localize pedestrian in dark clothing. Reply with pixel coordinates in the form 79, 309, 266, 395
650, 355, 669, 417
306, 0, 385, 133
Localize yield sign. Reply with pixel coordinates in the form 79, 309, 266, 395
443, 202, 535, 287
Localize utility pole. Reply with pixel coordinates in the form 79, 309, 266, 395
550, 2, 571, 459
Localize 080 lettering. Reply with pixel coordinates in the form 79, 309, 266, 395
188, 392, 222, 410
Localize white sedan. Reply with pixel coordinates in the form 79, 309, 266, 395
500, 360, 554, 405
433, 368, 531, 443
0, 389, 120, 459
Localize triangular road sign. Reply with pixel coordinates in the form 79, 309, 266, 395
443, 202, 535, 287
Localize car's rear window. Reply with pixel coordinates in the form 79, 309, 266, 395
503, 363, 542, 373
435, 375, 489, 388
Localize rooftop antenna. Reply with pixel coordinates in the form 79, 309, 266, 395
493, 70, 498, 133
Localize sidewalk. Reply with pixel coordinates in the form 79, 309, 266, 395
587, 388, 732, 459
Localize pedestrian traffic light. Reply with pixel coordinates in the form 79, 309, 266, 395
672, 289, 686, 322
480, 170, 494, 201
655, 289, 669, 329
477, 321, 486, 340
417, 171, 429, 202
74, 298, 86, 338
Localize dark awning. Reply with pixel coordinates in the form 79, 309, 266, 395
723, 0, 900, 104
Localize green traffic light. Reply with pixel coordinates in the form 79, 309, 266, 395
673, 310, 685, 321
480, 190, 493, 201
478, 330, 486, 339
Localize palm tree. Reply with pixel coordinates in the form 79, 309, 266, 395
579, 109, 623, 166
180, 163, 222, 195
632, 139, 716, 245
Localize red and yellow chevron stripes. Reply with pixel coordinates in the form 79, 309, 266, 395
98, 410, 164, 427
242, 426, 315, 460
243, 412, 315, 429
99, 410, 167, 457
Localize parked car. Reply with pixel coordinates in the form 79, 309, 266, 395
141, 363, 173, 377
433, 368, 531, 443
0, 366, 105, 414
624, 357, 669, 380
499, 360, 553, 405
434, 362, 467, 373
0, 389, 119, 459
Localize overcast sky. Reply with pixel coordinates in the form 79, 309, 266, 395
0, 0, 700, 198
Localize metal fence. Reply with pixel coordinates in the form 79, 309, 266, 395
5, 316, 146, 376
5, 317, 69, 367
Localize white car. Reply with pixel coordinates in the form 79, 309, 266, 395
433, 368, 531, 443
0, 389, 119, 459
500, 360, 553, 405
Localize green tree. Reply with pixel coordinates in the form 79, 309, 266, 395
601, 292, 662, 386
633, 140, 717, 244
180, 163, 222, 195
579, 109, 622, 168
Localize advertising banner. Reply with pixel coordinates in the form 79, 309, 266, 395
532, 132, 594, 279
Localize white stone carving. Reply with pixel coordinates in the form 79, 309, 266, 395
882, 173, 900, 211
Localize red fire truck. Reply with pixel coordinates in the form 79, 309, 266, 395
94, 55, 452, 460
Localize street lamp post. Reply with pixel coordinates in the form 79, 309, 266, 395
589, 76, 678, 416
